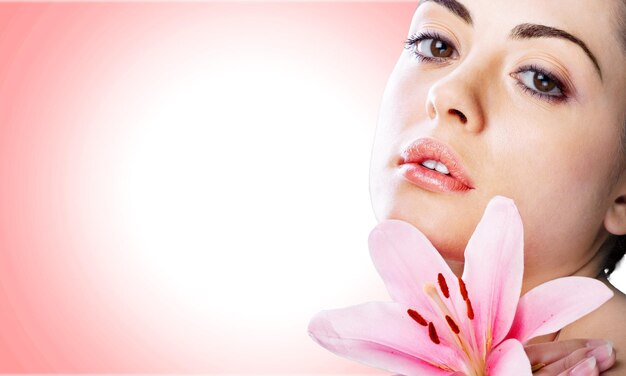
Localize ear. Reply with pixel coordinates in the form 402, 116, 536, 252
604, 195, 626, 235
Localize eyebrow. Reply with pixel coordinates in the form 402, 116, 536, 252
418, 0, 603, 81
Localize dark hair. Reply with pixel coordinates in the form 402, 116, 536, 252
604, 236, 626, 276
601, 0, 626, 277
604, 119, 626, 277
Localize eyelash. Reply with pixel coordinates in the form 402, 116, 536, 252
512, 64, 568, 104
404, 31, 457, 64
404, 31, 570, 104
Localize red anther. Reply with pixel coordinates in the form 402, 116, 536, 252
407, 309, 428, 326
445, 315, 460, 334
428, 322, 440, 344
466, 298, 475, 320
458, 277, 468, 301
437, 273, 450, 298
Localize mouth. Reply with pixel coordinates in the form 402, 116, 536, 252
396, 137, 474, 193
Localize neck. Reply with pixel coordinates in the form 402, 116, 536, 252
443, 232, 615, 294
446, 259, 465, 278
522, 233, 614, 294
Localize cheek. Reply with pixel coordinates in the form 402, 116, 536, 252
494, 132, 614, 271
378, 58, 432, 129
519, 193, 606, 276
371, 59, 434, 176
370, 60, 428, 202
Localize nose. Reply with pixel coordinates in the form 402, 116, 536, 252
425, 67, 485, 133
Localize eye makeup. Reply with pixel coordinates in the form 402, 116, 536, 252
404, 30, 571, 104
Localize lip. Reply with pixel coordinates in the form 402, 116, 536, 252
396, 137, 474, 193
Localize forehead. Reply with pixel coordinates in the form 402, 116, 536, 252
416, 0, 618, 29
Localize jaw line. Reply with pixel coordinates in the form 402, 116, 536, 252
443, 258, 465, 278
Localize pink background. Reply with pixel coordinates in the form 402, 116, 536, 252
1, 2, 623, 373
0, 2, 414, 373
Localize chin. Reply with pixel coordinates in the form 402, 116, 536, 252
371, 185, 472, 263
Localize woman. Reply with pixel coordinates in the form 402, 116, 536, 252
368, 0, 626, 374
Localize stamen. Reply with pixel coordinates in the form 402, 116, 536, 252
458, 277, 468, 301
428, 322, 440, 344
407, 309, 428, 326
424, 283, 447, 313
466, 298, 475, 320
437, 273, 450, 298
445, 315, 460, 334
423, 282, 473, 358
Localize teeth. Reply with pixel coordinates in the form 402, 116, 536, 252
435, 162, 449, 174
421, 159, 437, 170
420, 159, 450, 175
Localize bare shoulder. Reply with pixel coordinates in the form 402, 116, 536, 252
562, 279, 626, 375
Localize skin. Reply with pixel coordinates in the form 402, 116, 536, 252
368, 0, 626, 373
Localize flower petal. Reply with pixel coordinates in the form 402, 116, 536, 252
368, 219, 466, 349
506, 276, 614, 344
462, 196, 524, 352
368, 219, 458, 309
486, 339, 532, 376
308, 301, 463, 374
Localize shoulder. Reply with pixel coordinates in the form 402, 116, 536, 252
561, 279, 626, 375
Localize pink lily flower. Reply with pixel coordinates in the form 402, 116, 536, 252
308, 196, 613, 375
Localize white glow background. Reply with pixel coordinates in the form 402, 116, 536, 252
0, 2, 622, 373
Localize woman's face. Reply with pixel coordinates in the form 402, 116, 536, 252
369, 0, 626, 286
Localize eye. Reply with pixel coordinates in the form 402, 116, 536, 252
419, 38, 454, 58
512, 64, 569, 104
405, 31, 458, 63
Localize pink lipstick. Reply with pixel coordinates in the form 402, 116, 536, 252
397, 138, 474, 193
